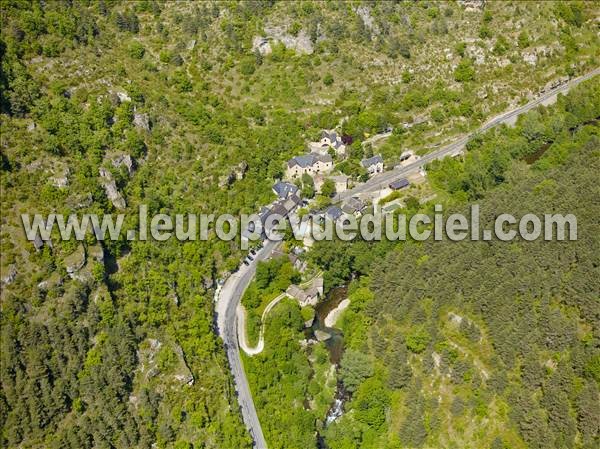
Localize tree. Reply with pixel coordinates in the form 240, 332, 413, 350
340, 349, 373, 392
320, 178, 335, 197
454, 58, 475, 82
323, 73, 334, 86
301, 173, 315, 198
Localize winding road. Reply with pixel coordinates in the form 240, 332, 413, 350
215, 67, 599, 449
215, 239, 280, 449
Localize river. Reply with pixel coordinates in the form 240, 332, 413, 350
309, 286, 350, 448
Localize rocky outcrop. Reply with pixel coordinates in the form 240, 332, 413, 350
37, 272, 62, 291
355, 6, 379, 36
458, 0, 485, 11
111, 154, 135, 175
262, 25, 314, 55
252, 36, 272, 55
133, 113, 151, 132
234, 160, 248, 180
324, 298, 350, 328
219, 161, 249, 187
99, 167, 126, 209
64, 244, 86, 276
67, 192, 93, 209
136, 338, 195, 389
1, 265, 17, 285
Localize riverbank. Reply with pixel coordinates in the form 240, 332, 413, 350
324, 298, 350, 327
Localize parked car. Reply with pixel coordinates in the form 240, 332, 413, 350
243, 260, 249, 266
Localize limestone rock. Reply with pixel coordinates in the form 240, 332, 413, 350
64, 244, 86, 275
112, 154, 135, 175
523, 51, 537, 66
315, 329, 331, 342
355, 6, 379, 36
99, 167, 126, 209
263, 25, 314, 55
252, 36, 272, 55
1, 264, 17, 285
67, 192, 93, 209
133, 113, 151, 132
234, 161, 248, 180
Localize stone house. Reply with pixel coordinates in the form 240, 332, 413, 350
361, 155, 384, 176
286, 153, 333, 179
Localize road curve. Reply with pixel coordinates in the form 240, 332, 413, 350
334, 67, 600, 203
237, 272, 323, 356
216, 239, 280, 449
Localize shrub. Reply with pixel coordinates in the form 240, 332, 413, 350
128, 42, 145, 59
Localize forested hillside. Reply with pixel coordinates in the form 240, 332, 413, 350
243, 78, 600, 449
1, 1, 599, 448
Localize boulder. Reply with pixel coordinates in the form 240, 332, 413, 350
67, 192, 93, 209
64, 244, 86, 275
116, 91, 131, 103
315, 329, 331, 342
355, 6, 379, 35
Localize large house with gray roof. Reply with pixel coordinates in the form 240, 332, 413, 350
361, 154, 384, 176
286, 153, 333, 179
309, 130, 346, 156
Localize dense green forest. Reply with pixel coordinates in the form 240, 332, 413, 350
1, 1, 599, 448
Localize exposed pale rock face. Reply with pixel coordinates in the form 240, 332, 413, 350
67, 192, 93, 209
355, 5, 379, 35
99, 167, 126, 209
523, 52, 537, 66
51, 176, 69, 188
133, 112, 151, 132
116, 91, 131, 102
112, 154, 135, 175
458, 0, 485, 11
252, 36, 272, 55
234, 161, 248, 180
1, 265, 17, 285
262, 25, 314, 55
467, 45, 485, 65
64, 244, 86, 275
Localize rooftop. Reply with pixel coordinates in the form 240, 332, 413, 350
361, 154, 384, 168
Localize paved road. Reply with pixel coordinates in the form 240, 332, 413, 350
216, 239, 280, 449
334, 67, 600, 203
215, 67, 599, 449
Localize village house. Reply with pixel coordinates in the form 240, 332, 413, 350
341, 196, 366, 216
329, 174, 349, 192
361, 155, 384, 176
325, 205, 344, 222
309, 130, 346, 156
286, 153, 333, 179
313, 173, 349, 193
272, 181, 299, 199
241, 194, 301, 243
286, 276, 324, 307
